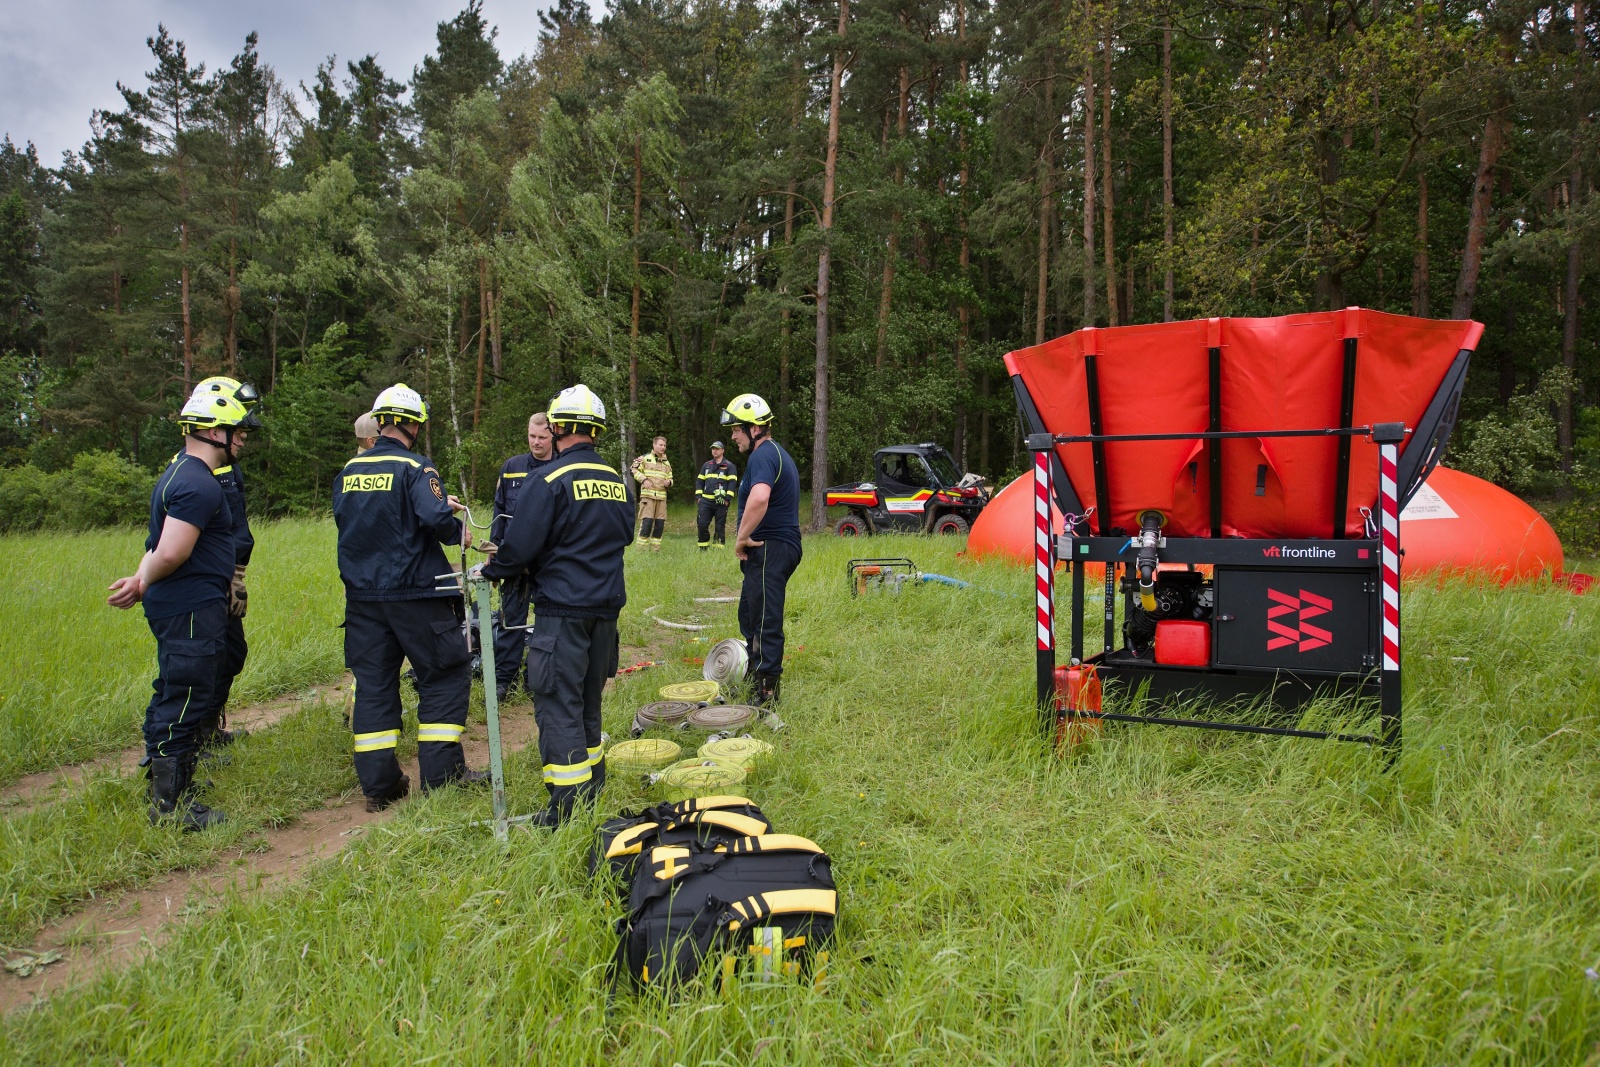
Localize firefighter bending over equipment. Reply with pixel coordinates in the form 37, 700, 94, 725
480, 385, 633, 828
487, 412, 554, 703
695, 440, 737, 549
631, 436, 672, 549
333, 384, 485, 812
107, 389, 262, 830
723, 393, 802, 708
191, 377, 259, 754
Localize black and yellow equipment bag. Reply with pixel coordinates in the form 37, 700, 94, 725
589, 795, 770, 883
614, 834, 837, 990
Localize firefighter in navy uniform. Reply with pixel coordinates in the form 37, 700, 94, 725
695, 441, 738, 550
480, 385, 633, 828
189, 376, 260, 752
107, 390, 261, 830
487, 412, 554, 703
723, 393, 803, 709
333, 384, 484, 812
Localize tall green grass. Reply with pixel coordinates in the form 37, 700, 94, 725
0, 519, 346, 784
5, 530, 1599, 1062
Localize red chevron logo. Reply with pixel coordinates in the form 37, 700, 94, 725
1266, 588, 1333, 652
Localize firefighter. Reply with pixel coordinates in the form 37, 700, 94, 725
480, 385, 633, 828
486, 412, 554, 703
695, 441, 738, 550
723, 393, 802, 708
354, 413, 379, 454
189, 376, 260, 754
333, 384, 484, 812
107, 389, 261, 829
631, 436, 672, 549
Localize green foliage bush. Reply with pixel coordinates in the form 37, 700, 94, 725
0, 451, 154, 532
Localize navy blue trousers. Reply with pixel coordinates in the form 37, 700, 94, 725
738, 540, 802, 677
143, 600, 228, 760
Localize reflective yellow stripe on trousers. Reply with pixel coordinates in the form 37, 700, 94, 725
587, 745, 604, 766
417, 722, 465, 743
544, 759, 593, 786
353, 729, 400, 753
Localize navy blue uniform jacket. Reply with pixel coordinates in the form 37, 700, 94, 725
490, 452, 550, 544
332, 436, 463, 601
213, 462, 253, 565
481, 442, 634, 619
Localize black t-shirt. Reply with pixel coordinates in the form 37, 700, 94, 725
737, 438, 801, 547
143, 453, 235, 619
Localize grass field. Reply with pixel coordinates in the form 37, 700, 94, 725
0, 520, 347, 784
3, 511, 1600, 1063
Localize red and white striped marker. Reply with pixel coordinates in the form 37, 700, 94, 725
1035, 450, 1054, 653
1035, 449, 1055, 714
1378, 443, 1400, 673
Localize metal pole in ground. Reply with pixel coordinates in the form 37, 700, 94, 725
1034, 446, 1055, 724
471, 575, 508, 843
1373, 422, 1406, 761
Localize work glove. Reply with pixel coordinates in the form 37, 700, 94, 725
229, 564, 248, 618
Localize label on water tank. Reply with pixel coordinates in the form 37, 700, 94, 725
1401, 482, 1457, 521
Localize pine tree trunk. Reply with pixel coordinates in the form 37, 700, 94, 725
876, 57, 910, 370
813, 0, 849, 532
954, 0, 970, 467
1162, 19, 1174, 322
1451, 108, 1506, 319
780, 177, 796, 413
1560, 0, 1587, 474
474, 255, 488, 432
1082, 13, 1097, 329
630, 134, 644, 463
1412, 170, 1430, 316
1100, 26, 1118, 327
1037, 48, 1057, 345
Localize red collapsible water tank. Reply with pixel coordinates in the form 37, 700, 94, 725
1154, 620, 1211, 666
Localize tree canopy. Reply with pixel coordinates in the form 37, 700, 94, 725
1, 0, 1596, 543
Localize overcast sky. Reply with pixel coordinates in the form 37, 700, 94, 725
0, 0, 553, 166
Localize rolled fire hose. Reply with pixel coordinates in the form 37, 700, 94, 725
632, 700, 697, 735
658, 758, 746, 802
608, 738, 682, 775
698, 736, 773, 772
702, 638, 749, 686
685, 703, 759, 732
659, 680, 722, 703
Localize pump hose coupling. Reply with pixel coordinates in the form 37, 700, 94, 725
1135, 510, 1166, 612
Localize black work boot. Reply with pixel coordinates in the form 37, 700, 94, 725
364, 772, 411, 813
458, 768, 492, 788
752, 672, 781, 708
148, 757, 227, 832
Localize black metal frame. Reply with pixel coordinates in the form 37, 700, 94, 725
1012, 338, 1475, 756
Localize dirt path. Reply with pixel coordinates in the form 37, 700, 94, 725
0, 698, 542, 1015
1, 678, 354, 816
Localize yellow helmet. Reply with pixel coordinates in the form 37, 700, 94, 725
547, 384, 608, 436
194, 376, 260, 409
720, 393, 773, 427
178, 390, 261, 433
370, 383, 428, 425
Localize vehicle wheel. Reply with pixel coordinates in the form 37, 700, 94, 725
933, 514, 970, 536
835, 515, 868, 537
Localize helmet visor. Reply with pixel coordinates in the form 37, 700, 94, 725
719, 409, 738, 426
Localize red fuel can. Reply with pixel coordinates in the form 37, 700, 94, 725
1154, 619, 1211, 666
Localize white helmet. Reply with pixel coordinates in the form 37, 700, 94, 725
547, 384, 608, 436
370, 383, 428, 425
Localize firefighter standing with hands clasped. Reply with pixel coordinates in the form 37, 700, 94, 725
722, 393, 802, 708
631, 436, 672, 549
486, 412, 554, 702
333, 384, 487, 812
107, 388, 262, 830
695, 441, 737, 550
190, 376, 259, 753
480, 385, 633, 828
